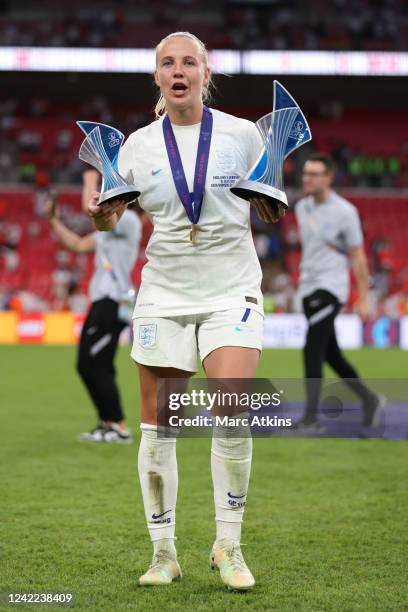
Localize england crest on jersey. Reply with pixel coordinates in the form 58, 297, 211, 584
215, 148, 236, 173
139, 323, 157, 348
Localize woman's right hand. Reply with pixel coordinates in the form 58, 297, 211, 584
87, 191, 128, 230
249, 197, 286, 223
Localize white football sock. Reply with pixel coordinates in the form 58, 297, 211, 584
138, 424, 178, 554
211, 417, 253, 543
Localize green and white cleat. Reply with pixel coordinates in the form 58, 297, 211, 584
210, 538, 255, 591
139, 550, 182, 586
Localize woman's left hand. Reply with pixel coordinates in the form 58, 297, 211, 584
249, 197, 286, 223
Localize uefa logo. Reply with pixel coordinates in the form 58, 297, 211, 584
108, 131, 120, 148
290, 120, 304, 140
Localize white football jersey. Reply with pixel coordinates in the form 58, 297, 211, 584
118, 108, 264, 318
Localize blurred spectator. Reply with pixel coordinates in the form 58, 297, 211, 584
0, 0, 405, 51
17, 129, 42, 153
270, 271, 296, 313
67, 283, 88, 314
382, 274, 408, 317
346, 153, 402, 187
27, 220, 41, 238
10, 290, 48, 312
29, 98, 49, 119
34, 188, 50, 217
5, 221, 22, 248
0, 94, 405, 189
52, 262, 74, 308
8, 292, 23, 313
2, 246, 19, 271
55, 128, 73, 152
0, 151, 16, 182
19, 162, 36, 183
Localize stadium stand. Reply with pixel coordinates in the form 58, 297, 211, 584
1, 0, 407, 51
1, 101, 407, 189
1, 187, 407, 316
0, 189, 152, 311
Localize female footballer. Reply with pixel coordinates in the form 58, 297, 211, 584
88, 32, 284, 591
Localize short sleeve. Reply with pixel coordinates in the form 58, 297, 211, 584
118, 134, 136, 184
245, 121, 264, 169
343, 206, 363, 249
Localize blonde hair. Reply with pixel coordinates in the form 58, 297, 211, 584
154, 31, 214, 118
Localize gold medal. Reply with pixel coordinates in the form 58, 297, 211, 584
190, 224, 198, 244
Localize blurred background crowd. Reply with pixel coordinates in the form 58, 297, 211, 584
1, 0, 407, 51
1, 0, 407, 320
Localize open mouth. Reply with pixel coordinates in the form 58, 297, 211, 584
171, 82, 188, 95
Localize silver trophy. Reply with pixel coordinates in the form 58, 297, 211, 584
77, 121, 140, 206
231, 81, 312, 209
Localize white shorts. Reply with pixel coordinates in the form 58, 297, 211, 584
131, 308, 264, 372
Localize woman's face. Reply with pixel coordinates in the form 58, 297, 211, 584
155, 36, 210, 113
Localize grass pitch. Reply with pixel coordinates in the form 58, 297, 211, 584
1, 346, 407, 611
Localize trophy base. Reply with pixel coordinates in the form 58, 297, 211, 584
98, 185, 141, 206
231, 180, 288, 209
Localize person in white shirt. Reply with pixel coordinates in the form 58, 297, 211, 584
294, 153, 385, 433
46, 176, 142, 443
88, 31, 285, 591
